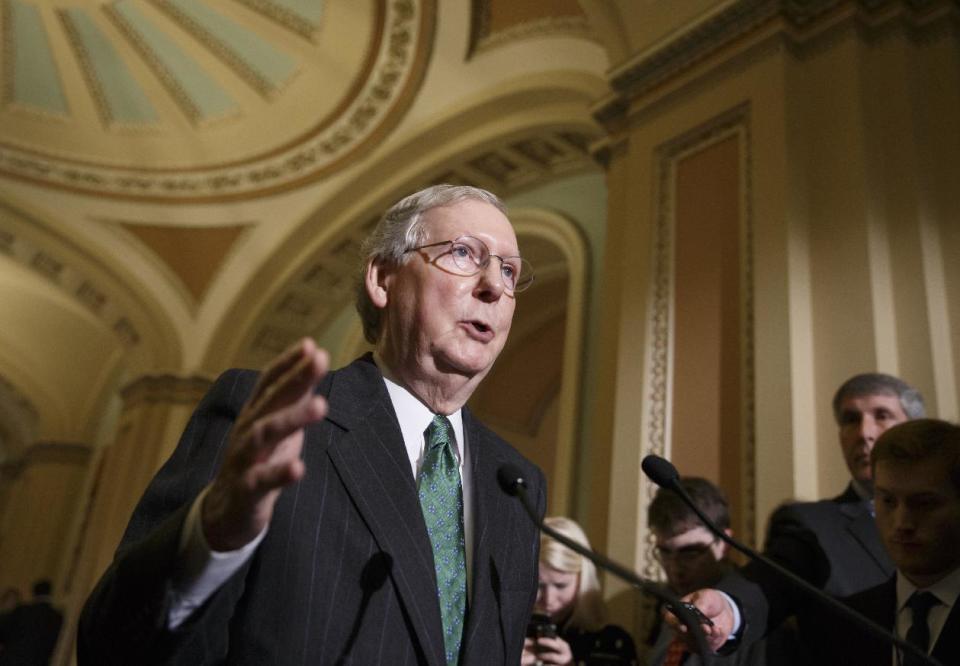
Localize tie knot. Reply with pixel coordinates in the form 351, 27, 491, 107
425, 414, 453, 451
907, 591, 940, 620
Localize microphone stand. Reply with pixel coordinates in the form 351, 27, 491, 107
641, 455, 943, 666
498, 466, 714, 664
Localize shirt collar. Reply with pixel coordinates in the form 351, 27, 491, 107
373, 352, 464, 470
896, 564, 960, 613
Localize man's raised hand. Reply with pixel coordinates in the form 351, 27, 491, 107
202, 338, 329, 551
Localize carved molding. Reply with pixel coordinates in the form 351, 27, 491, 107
594, 0, 958, 127
1, 441, 92, 474
639, 104, 756, 577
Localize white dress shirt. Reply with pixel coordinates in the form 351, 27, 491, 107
894, 565, 960, 662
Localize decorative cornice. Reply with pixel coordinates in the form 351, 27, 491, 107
120, 373, 212, 408
594, 0, 958, 127
1, 441, 92, 473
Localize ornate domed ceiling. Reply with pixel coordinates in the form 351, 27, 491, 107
0, 0, 433, 201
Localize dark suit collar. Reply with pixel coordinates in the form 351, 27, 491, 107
321, 355, 448, 665
833, 483, 894, 577
933, 598, 960, 661
835, 482, 865, 505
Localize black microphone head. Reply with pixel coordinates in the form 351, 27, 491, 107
497, 464, 526, 496
641, 455, 679, 488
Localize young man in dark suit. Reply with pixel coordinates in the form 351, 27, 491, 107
677, 373, 926, 656
644, 478, 796, 666
818, 418, 960, 665
79, 185, 545, 665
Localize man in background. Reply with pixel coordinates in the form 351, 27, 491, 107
644, 477, 796, 665
817, 418, 960, 664
0, 579, 63, 665
685, 373, 925, 655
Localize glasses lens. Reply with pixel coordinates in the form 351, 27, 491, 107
655, 542, 713, 563
509, 258, 535, 293
449, 237, 486, 273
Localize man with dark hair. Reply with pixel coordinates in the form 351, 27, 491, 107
0, 578, 64, 665
79, 185, 545, 665
817, 418, 960, 664
644, 478, 795, 665
681, 373, 924, 658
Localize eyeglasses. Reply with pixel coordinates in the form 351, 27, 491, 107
653, 539, 718, 565
405, 235, 535, 293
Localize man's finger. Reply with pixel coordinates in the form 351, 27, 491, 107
248, 338, 319, 404
238, 395, 327, 465
244, 347, 329, 425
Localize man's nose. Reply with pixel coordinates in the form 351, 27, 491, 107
475, 259, 506, 299
858, 416, 880, 442
891, 505, 915, 532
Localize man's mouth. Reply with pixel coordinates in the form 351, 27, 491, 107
462, 320, 494, 341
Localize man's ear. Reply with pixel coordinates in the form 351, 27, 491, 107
717, 529, 733, 559
365, 258, 391, 308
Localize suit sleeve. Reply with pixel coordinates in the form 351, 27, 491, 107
718, 502, 830, 647
78, 369, 258, 666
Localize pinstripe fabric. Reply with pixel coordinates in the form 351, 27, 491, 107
79, 354, 546, 666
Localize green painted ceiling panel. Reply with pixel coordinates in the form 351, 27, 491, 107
9, 0, 69, 114
62, 9, 158, 124
166, 0, 298, 92
113, 0, 237, 121
269, 0, 324, 26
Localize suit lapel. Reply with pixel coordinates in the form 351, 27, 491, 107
838, 486, 894, 576
932, 595, 960, 662
322, 357, 446, 666
460, 409, 513, 663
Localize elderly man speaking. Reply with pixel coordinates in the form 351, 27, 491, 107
79, 185, 546, 666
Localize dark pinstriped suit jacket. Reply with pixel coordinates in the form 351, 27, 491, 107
720, 484, 894, 659
79, 355, 545, 665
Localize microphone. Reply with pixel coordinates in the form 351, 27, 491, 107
641, 454, 943, 666
497, 464, 714, 663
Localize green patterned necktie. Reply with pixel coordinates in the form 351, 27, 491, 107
418, 414, 467, 665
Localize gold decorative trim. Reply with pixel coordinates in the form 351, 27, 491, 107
640, 104, 756, 575
105, 3, 215, 125
150, 0, 297, 99
58, 9, 123, 127
234, 0, 322, 41
0, 0, 437, 202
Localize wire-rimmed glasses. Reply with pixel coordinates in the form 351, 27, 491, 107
405, 235, 535, 293
653, 539, 719, 565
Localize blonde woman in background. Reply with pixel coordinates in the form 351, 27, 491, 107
522, 517, 638, 666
